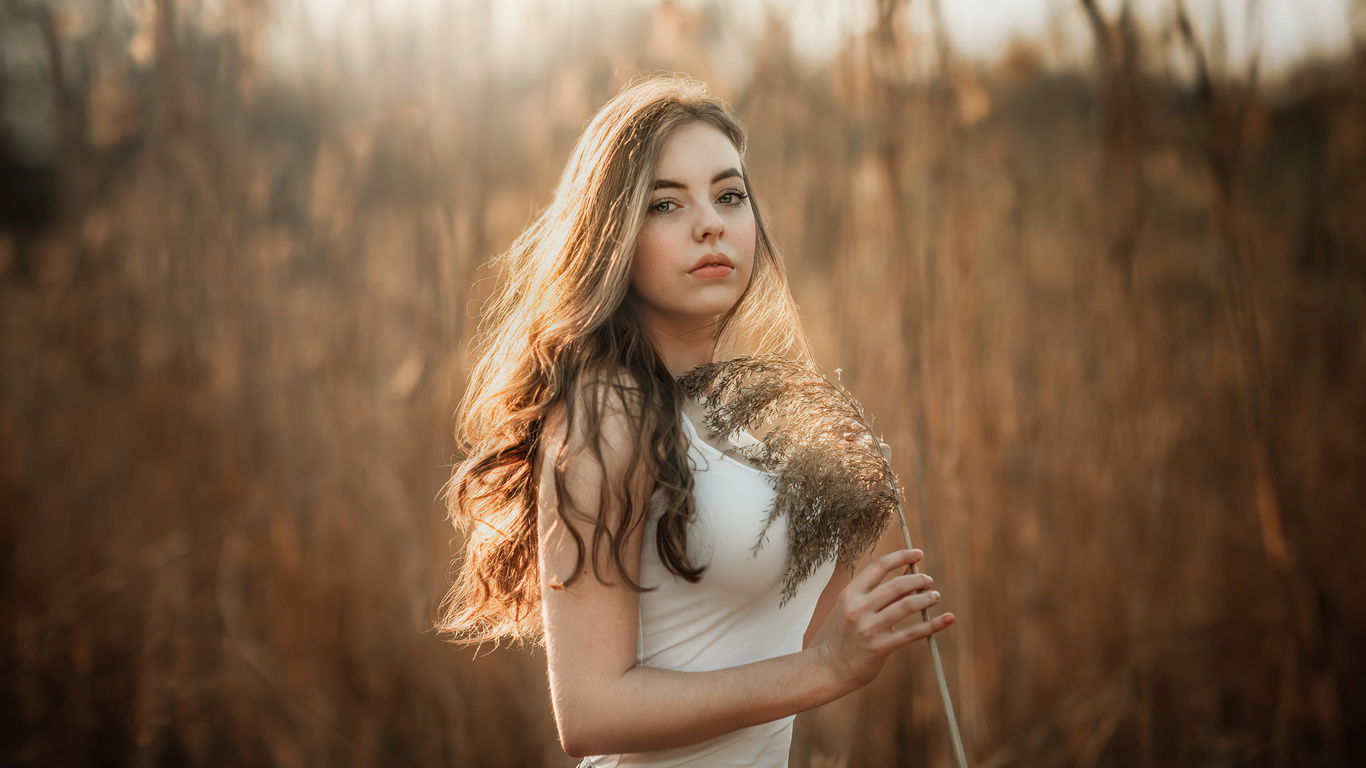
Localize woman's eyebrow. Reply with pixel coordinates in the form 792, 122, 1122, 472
651, 167, 743, 191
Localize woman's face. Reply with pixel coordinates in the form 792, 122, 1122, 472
629, 121, 756, 339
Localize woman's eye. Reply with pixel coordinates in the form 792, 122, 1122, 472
650, 199, 679, 214
717, 190, 749, 206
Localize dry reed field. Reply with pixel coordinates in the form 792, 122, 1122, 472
1, 1, 1363, 766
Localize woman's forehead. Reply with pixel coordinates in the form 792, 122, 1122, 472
653, 122, 743, 181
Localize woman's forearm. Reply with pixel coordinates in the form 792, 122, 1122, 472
555, 644, 853, 757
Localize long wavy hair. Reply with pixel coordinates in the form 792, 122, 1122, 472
436, 74, 811, 646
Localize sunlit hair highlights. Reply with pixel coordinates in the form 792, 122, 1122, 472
437, 74, 810, 645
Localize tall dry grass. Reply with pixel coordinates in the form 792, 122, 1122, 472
1, 0, 1362, 766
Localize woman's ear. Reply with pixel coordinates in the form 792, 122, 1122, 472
878, 442, 892, 462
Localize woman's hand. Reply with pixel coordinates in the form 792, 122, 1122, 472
815, 548, 954, 694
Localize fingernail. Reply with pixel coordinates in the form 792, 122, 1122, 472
931, 591, 941, 600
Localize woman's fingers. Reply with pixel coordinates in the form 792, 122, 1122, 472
821, 555, 955, 692
876, 586, 943, 630
891, 612, 956, 644
850, 549, 924, 593
865, 572, 934, 612
856, 555, 947, 635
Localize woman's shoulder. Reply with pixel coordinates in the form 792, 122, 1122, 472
544, 367, 652, 450
567, 367, 660, 421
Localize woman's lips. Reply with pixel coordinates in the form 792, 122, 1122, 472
690, 264, 734, 279
689, 252, 735, 278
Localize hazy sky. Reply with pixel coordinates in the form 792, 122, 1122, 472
280, 0, 1359, 82
934, 0, 1356, 72
776, 0, 1357, 76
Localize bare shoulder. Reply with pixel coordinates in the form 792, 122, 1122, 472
538, 369, 654, 529
537, 369, 652, 586
544, 369, 646, 455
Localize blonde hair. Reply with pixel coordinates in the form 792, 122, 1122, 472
437, 73, 811, 645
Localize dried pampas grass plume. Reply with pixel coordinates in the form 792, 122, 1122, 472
679, 355, 897, 604
679, 354, 970, 768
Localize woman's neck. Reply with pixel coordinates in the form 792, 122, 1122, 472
642, 317, 717, 378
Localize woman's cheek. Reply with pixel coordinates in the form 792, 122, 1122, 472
632, 225, 668, 274
630, 224, 683, 297
732, 214, 758, 269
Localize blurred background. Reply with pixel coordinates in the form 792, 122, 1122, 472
1, 0, 1363, 765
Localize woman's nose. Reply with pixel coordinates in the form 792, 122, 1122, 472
694, 204, 724, 241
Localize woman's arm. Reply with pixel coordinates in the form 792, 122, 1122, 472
538, 399, 953, 758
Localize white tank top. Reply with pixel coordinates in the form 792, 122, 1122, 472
585, 410, 837, 768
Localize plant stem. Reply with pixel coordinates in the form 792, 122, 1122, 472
896, 502, 969, 768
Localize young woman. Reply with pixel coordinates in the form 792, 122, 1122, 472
438, 74, 954, 767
